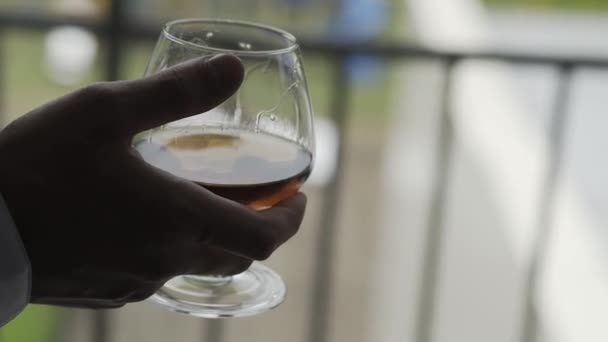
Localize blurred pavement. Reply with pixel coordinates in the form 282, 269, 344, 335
368, 3, 608, 342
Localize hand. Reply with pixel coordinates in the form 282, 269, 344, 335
0, 55, 307, 309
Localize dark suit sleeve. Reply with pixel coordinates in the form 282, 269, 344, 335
0, 193, 31, 327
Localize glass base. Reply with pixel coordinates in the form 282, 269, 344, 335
147, 262, 286, 318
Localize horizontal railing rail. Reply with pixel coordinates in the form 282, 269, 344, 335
2, 11, 608, 66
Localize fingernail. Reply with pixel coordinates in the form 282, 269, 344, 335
206, 54, 244, 93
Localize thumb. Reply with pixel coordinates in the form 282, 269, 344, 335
111, 54, 244, 136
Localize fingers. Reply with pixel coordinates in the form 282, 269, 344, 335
61, 54, 243, 139
124, 156, 308, 262
6, 55, 242, 146
199, 192, 308, 260
115, 54, 244, 136
160, 171, 307, 260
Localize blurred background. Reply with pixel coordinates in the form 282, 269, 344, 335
0, 0, 607, 341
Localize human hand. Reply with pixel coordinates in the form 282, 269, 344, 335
0, 55, 307, 309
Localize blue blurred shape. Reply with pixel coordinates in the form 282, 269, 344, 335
330, 0, 385, 39
329, 0, 387, 83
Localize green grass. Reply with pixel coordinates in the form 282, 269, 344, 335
1, 306, 61, 342
3, 29, 102, 122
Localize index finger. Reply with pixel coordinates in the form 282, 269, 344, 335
111, 54, 244, 136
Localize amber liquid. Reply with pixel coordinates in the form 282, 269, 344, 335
134, 128, 312, 210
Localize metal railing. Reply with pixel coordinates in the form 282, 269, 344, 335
0, 1, 603, 342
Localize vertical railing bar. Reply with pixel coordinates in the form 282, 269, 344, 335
51, 308, 72, 342
0, 28, 5, 127
413, 57, 457, 342
203, 320, 225, 342
92, 1, 127, 341
106, 0, 125, 82
308, 53, 350, 342
93, 310, 110, 342
520, 63, 574, 342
